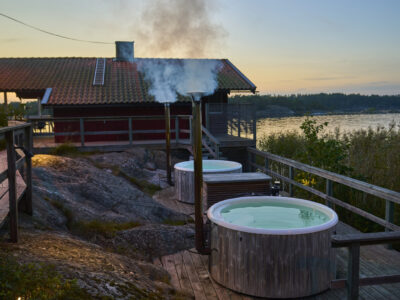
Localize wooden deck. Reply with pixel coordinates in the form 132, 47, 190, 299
154, 188, 400, 299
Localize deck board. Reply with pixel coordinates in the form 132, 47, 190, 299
154, 189, 400, 299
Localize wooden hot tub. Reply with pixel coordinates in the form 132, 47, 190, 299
207, 196, 338, 298
174, 160, 242, 203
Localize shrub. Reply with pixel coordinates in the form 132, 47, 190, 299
50, 143, 79, 156
71, 219, 141, 239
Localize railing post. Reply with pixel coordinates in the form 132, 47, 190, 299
247, 150, 253, 172
326, 179, 333, 208
385, 199, 394, 249
263, 156, 269, 176
215, 144, 220, 159
23, 125, 33, 216
289, 166, 294, 197
237, 110, 241, 138
128, 117, 133, 145
189, 117, 193, 144
253, 105, 257, 143
79, 118, 85, 146
6, 130, 18, 242
347, 243, 360, 300
175, 116, 179, 143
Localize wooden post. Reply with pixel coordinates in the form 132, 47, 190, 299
347, 243, 360, 300
37, 97, 42, 117
247, 151, 252, 172
128, 117, 133, 145
4, 92, 8, 114
79, 118, 84, 146
6, 130, 18, 242
189, 117, 193, 144
23, 125, 33, 215
326, 179, 333, 208
289, 166, 294, 197
175, 116, 179, 143
164, 104, 172, 186
264, 156, 269, 174
253, 105, 257, 143
237, 107, 241, 138
385, 199, 394, 249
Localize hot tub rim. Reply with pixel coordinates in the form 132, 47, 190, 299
174, 160, 242, 173
207, 196, 338, 235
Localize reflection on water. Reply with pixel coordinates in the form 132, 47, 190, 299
257, 113, 400, 138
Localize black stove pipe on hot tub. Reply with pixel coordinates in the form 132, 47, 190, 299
190, 93, 211, 255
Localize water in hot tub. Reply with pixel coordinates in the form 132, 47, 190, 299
181, 160, 237, 170
220, 202, 330, 229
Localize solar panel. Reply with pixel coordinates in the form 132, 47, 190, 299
93, 58, 106, 85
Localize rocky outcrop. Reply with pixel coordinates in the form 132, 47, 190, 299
1, 231, 190, 299
32, 153, 187, 226
6, 148, 196, 298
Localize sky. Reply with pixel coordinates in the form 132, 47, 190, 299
0, 0, 399, 95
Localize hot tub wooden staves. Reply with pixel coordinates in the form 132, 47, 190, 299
209, 222, 336, 298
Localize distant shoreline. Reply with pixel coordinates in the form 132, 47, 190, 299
256, 106, 400, 119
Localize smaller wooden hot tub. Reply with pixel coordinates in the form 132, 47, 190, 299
207, 196, 338, 298
174, 160, 242, 203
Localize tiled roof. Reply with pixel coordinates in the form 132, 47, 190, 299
0, 57, 256, 105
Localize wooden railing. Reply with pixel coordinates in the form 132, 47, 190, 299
201, 125, 220, 159
331, 231, 400, 299
28, 115, 193, 147
247, 147, 400, 299
0, 122, 33, 242
247, 147, 400, 231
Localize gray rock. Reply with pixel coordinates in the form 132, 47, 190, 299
32, 154, 188, 227
116, 224, 195, 259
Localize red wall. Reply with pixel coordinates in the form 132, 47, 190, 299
53, 92, 228, 143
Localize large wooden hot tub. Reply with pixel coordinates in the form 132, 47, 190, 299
207, 196, 338, 298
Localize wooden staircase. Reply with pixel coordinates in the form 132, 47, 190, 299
186, 126, 225, 160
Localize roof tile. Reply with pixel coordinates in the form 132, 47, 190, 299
0, 57, 255, 105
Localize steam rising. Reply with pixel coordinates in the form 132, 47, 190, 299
136, 0, 226, 58
138, 59, 222, 103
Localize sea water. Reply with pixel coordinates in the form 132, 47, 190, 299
220, 202, 330, 229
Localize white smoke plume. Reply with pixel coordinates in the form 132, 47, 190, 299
135, 0, 226, 58
137, 59, 222, 103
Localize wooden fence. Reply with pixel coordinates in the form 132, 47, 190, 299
0, 122, 33, 242
247, 147, 400, 299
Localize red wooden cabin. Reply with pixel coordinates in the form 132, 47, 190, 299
0, 42, 256, 143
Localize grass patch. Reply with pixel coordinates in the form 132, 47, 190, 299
0, 255, 93, 300
50, 142, 79, 156
122, 173, 162, 196
71, 219, 141, 239
162, 219, 190, 226
46, 197, 74, 229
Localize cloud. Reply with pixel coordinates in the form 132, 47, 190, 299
303, 75, 356, 81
